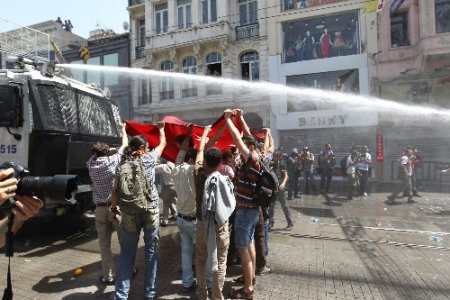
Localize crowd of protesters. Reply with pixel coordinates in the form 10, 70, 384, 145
85, 108, 432, 300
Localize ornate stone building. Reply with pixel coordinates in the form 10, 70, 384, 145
128, 0, 269, 127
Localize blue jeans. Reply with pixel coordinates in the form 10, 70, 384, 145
234, 208, 260, 248
115, 212, 159, 299
176, 216, 197, 288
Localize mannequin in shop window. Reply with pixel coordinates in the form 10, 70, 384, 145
333, 31, 345, 56
295, 34, 304, 60
320, 28, 333, 58
303, 30, 315, 60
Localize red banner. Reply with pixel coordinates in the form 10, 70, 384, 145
124, 111, 249, 162
376, 132, 384, 161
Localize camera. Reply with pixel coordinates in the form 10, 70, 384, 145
0, 162, 79, 218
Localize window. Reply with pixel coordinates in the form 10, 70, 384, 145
240, 51, 259, 81
178, 0, 192, 29
239, 0, 257, 26
104, 53, 119, 86
70, 60, 84, 82
160, 60, 174, 100
155, 3, 169, 34
138, 19, 145, 46
282, 11, 360, 63
86, 56, 101, 86
436, 0, 450, 33
182, 56, 197, 97
202, 0, 217, 24
391, 11, 409, 47
206, 52, 221, 95
138, 78, 152, 105
286, 69, 359, 112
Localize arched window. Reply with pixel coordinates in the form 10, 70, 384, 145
160, 60, 174, 100
182, 56, 197, 97
205, 52, 222, 95
206, 52, 221, 76
240, 51, 259, 81
182, 56, 197, 74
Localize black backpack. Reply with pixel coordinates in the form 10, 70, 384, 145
252, 162, 279, 208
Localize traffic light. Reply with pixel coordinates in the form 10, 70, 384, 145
79, 47, 90, 61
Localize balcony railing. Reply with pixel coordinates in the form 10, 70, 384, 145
236, 23, 259, 40
135, 46, 145, 59
128, 0, 144, 7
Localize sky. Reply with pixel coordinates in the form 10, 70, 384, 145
0, 0, 129, 38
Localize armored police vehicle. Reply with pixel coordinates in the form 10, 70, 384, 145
0, 57, 122, 217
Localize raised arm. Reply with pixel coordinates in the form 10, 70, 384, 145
119, 123, 128, 153
205, 123, 226, 150
195, 125, 212, 173
224, 109, 250, 162
175, 125, 192, 166
235, 109, 252, 137
261, 128, 274, 155
154, 122, 167, 157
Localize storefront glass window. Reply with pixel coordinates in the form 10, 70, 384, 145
282, 11, 360, 63
286, 69, 359, 112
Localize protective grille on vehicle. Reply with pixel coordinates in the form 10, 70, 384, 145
36, 83, 120, 137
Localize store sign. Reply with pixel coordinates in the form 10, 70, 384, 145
376, 132, 384, 161
277, 110, 378, 130
307, 0, 347, 8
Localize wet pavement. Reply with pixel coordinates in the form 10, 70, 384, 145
1, 191, 450, 299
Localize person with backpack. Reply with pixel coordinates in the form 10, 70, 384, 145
224, 109, 261, 300
111, 122, 166, 300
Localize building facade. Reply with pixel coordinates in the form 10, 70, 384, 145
0, 19, 85, 68
266, 0, 379, 175
128, 0, 270, 127
374, 0, 450, 180
63, 30, 132, 119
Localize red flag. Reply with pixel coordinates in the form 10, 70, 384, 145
124, 112, 244, 162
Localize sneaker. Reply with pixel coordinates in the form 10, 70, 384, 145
256, 265, 272, 275
182, 281, 197, 293
363, 192, 368, 197
413, 192, 421, 197
407, 198, 416, 203
160, 220, 169, 227
285, 224, 294, 231
387, 195, 395, 202
99, 276, 115, 285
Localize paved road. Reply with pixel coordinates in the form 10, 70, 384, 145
1, 191, 450, 299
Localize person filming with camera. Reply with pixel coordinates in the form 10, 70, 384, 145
0, 167, 43, 248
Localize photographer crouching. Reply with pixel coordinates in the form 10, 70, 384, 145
0, 167, 43, 249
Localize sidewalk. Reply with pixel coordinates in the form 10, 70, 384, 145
1, 192, 450, 299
